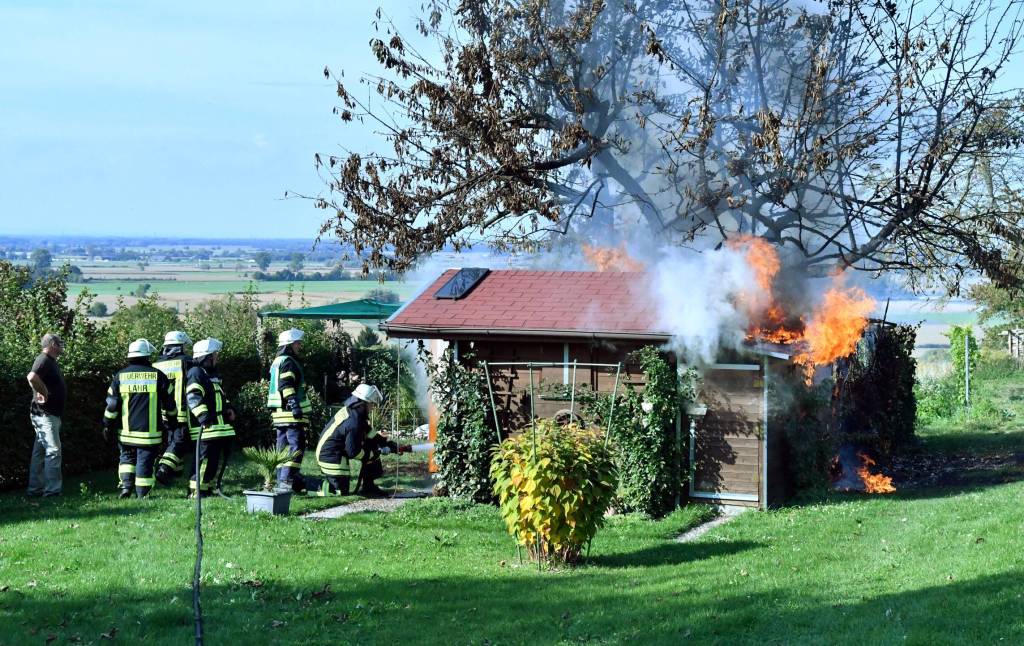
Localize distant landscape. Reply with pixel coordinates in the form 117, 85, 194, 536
0, 235, 417, 312
0, 234, 980, 350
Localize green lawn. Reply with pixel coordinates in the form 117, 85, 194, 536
2, 453, 1023, 644
4, 367, 1024, 644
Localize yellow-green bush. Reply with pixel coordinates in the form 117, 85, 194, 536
490, 420, 616, 565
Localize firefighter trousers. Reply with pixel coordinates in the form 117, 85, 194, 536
118, 443, 158, 498
275, 425, 306, 491
156, 426, 194, 483
188, 437, 223, 496
321, 451, 383, 495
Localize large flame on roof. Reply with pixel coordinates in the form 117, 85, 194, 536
731, 235, 875, 381
582, 243, 646, 272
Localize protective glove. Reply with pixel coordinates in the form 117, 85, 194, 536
102, 425, 113, 444
385, 440, 399, 454
288, 398, 303, 421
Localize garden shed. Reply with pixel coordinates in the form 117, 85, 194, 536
381, 268, 795, 508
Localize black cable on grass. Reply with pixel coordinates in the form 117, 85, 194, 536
193, 427, 204, 645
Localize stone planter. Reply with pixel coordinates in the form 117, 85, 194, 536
244, 489, 292, 515
685, 403, 708, 417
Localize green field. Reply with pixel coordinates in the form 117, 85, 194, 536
69, 280, 417, 298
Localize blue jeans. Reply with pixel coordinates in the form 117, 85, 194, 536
28, 413, 62, 496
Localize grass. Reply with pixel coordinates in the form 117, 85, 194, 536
4, 366, 1024, 644
3, 459, 1024, 644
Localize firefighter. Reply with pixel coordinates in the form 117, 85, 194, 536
102, 339, 176, 499
315, 384, 407, 497
267, 329, 312, 493
154, 331, 193, 486
186, 338, 236, 497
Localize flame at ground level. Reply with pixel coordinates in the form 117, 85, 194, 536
856, 452, 896, 494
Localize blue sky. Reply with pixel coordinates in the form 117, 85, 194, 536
0, 1, 418, 239
3, 2, 1021, 240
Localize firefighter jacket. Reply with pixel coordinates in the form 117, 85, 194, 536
266, 348, 312, 427
316, 398, 393, 476
185, 363, 236, 441
103, 360, 176, 447
153, 346, 192, 426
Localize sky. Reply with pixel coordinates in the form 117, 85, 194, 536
0, 0, 420, 239
2, 2, 1022, 241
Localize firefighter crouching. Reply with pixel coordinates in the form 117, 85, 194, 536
154, 330, 193, 486
315, 384, 409, 497
267, 329, 312, 494
103, 339, 176, 499
186, 338, 236, 497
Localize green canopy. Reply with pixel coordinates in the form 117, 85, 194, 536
258, 298, 401, 321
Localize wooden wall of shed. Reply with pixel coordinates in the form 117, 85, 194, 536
460, 338, 648, 434
691, 366, 764, 504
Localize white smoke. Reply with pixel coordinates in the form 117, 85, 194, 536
650, 245, 761, 364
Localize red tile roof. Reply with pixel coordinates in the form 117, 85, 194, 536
382, 269, 668, 339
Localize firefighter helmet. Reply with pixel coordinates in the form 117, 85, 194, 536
127, 339, 156, 358
193, 338, 223, 360
352, 383, 383, 405
277, 328, 305, 346
163, 330, 191, 346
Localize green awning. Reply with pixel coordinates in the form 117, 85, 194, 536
258, 299, 401, 321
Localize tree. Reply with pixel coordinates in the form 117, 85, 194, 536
30, 248, 52, 273
253, 251, 272, 271
365, 288, 400, 303
88, 302, 109, 317
133, 283, 151, 298
354, 325, 380, 348
288, 253, 305, 272
316, 0, 1024, 292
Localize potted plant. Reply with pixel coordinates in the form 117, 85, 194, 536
242, 446, 298, 515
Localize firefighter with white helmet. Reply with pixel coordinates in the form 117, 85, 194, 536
102, 339, 177, 498
315, 383, 408, 497
185, 338, 236, 496
153, 331, 193, 485
266, 328, 313, 493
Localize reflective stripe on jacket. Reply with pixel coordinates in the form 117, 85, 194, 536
266, 353, 312, 426
185, 365, 235, 441
103, 362, 175, 446
153, 350, 192, 425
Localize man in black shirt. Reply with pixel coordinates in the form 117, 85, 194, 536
26, 333, 66, 497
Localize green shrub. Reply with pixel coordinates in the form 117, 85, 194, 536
947, 325, 979, 407
576, 347, 683, 517
424, 348, 496, 503
839, 323, 918, 454
773, 380, 835, 491
490, 420, 617, 565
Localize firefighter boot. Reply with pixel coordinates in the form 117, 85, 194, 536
155, 464, 175, 486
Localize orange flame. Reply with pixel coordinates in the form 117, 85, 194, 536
582, 243, 645, 272
729, 235, 781, 292
856, 452, 896, 493
793, 284, 875, 381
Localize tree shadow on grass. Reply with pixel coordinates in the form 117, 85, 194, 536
3, 567, 1022, 645
586, 539, 762, 568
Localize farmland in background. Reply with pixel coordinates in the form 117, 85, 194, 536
64, 260, 417, 311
